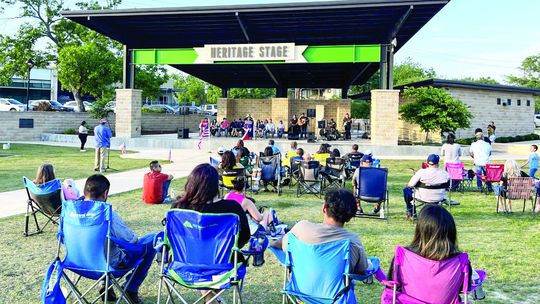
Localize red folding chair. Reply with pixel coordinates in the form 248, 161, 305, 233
480, 164, 504, 194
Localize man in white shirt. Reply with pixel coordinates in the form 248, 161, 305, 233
469, 132, 493, 191
403, 154, 450, 219
264, 118, 276, 139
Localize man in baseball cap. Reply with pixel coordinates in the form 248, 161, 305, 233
403, 154, 449, 220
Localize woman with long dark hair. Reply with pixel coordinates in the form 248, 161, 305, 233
78, 121, 88, 152
441, 133, 461, 164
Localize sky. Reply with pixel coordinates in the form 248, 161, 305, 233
1, 0, 539, 83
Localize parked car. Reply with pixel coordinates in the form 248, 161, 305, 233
177, 105, 203, 114
535, 114, 540, 128
201, 104, 218, 115
63, 101, 93, 112
30, 100, 73, 112
0, 98, 25, 111
143, 104, 177, 114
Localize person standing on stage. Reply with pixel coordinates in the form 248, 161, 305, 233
343, 113, 352, 140
299, 112, 309, 139
290, 114, 299, 137
244, 114, 254, 139
94, 118, 113, 173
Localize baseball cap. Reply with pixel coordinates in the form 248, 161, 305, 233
100, 118, 107, 124
360, 154, 373, 163
217, 146, 226, 154
427, 154, 440, 165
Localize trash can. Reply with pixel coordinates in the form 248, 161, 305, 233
177, 128, 190, 139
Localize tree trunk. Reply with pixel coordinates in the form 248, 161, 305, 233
425, 131, 430, 143
73, 89, 85, 112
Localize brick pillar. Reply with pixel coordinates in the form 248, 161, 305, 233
315, 104, 326, 137
271, 98, 291, 126
371, 90, 399, 145
217, 98, 229, 121
115, 89, 142, 138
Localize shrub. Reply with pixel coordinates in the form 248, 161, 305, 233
142, 107, 165, 114
64, 128, 77, 135
494, 134, 539, 143
456, 137, 474, 145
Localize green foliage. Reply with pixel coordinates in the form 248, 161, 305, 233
351, 100, 370, 119
507, 53, 540, 89
455, 137, 474, 145
141, 107, 165, 114
57, 42, 120, 111
206, 85, 222, 104
229, 88, 275, 99
63, 128, 77, 135
135, 65, 169, 101
494, 134, 540, 143
88, 90, 115, 119
173, 74, 207, 104
456, 76, 500, 85
400, 86, 472, 139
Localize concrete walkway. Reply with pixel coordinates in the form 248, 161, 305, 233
0, 144, 211, 218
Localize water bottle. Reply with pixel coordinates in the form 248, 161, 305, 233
472, 271, 485, 300
170, 189, 175, 199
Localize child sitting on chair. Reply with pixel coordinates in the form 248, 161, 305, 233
225, 179, 277, 235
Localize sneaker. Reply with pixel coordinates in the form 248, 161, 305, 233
99, 286, 117, 302
216, 297, 228, 304
371, 206, 380, 215
80, 149, 86, 152
94, 168, 100, 172
162, 196, 173, 204
125, 290, 143, 304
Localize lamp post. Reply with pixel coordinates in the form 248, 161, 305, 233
25, 59, 35, 111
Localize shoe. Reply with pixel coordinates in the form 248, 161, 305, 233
99, 285, 118, 302
80, 149, 86, 152
371, 206, 381, 215
216, 297, 228, 304
162, 196, 173, 204
125, 290, 143, 304
94, 168, 100, 172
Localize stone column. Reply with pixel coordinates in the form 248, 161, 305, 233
315, 104, 326, 137
271, 98, 291, 126
115, 89, 142, 138
217, 98, 230, 121
370, 90, 399, 145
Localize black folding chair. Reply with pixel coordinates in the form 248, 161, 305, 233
297, 161, 323, 198
22, 177, 63, 236
412, 181, 451, 217
345, 152, 363, 179
322, 157, 347, 192
288, 158, 303, 188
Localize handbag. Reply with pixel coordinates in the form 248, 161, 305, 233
41, 259, 66, 304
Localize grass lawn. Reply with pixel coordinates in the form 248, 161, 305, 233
0, 144, 160, 192
0, 160, 539, 303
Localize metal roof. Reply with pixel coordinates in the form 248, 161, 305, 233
396, 79, 540, 95
62, 0, 450, 89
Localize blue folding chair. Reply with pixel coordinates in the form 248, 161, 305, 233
275, 233, 379, 304
23, 177, 63, 236
156, 209, 247, 304
52, 200, 145, 303
258, 154, 282, 195
209, 156, 220, 168
354, 167, 389, 221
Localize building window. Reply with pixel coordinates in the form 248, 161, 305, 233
497, 98, 501, 105
527, 100, 531, 106
507, 99, 511, 106
517, 99, 521, 106
159, 95, 168, 103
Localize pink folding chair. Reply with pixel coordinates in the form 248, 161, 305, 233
445, 162, 466, 193
379, 246, 486, 304
481, 164, 504, 194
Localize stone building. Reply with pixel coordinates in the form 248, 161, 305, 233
395, 79, 540, 142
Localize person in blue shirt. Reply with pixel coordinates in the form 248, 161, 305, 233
268, 139, 280, 155
94, 118, 113, 172
522, 144, 539, 178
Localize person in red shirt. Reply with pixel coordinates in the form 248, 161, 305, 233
143, 160, 174, 204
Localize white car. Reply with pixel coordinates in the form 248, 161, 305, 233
201, 104, 218, 115
0, 98, 25, 111
535, 114, 540, 128
63, 101, 93, 112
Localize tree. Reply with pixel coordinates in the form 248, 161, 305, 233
229, 88, 275, 99
206, 85, 222, 104
135, 65, 169, 101
400, 86, 472, 142
507, 53, 540, 112
456, 76, 500, 85
57, 43, 120, 111
351, 100, 370, 119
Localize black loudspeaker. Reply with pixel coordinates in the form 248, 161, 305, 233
307, 108, 316, 118
307, 132, 316, 143
178, 128, 190, 139
288, 133, 299, 140
318, 120, 326, 129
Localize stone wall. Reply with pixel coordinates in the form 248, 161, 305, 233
397, 88, 536, 143
0, 112, 207, 141
217, 98, 351, 132
371, 90, 399, 145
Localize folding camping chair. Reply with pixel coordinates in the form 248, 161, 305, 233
209, 156, 220, 168
156, 209, 246, 304
288, 158, 303, 188
322, 157, 347, 192
378, 246, 486, 304
297, 160, 323, 198
218, 167, 246, 197
445, 162, 467, 193
50, 200, 146, 303
22, 177, 63, 236
479, 164, 504, 194
354, 167, 389, 221
412, 181, 451, 217
498, 177, 534, 213
277, 233, 380, 304
258, 154, 282, 195
345, 153, 363, 180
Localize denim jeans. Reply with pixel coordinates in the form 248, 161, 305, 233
474, 165, 492, 191
124, 233, 158, 292
264, 130, 274, 139
162, 180, 171, 202
277, 129, 284, 138
300, 125, 307, 138
403, 187, 415, 216
530, 168, 538, 178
